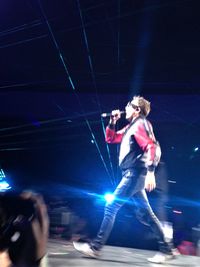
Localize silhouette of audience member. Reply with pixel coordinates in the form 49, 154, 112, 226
0, 191, 49, 267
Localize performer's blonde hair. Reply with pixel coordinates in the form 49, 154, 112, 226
131, 96, 151, 117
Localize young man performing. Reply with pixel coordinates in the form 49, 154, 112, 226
73, 96, 175, 264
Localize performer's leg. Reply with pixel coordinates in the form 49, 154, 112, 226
73, 169, 144, 257
153, 162, 174, 243
134, 190, 173, 255
148, 188, 174, 242
91, 169, 141, 251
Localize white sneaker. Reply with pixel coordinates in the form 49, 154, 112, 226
73, 241, 99, 258
148, 252, 175, 264
172, 248, 180, 256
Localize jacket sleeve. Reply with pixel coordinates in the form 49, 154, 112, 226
105, 124, 129, 144
133, 119, 161, 171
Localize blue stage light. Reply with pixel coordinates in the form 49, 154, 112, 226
0, 168, 6, 178
0, 168, 11, 192
104, 193, 115, 204
0, 180, 11, 191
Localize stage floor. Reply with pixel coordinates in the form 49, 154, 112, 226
47, 239, 200, 267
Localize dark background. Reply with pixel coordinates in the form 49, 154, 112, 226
0, 0, 200, 248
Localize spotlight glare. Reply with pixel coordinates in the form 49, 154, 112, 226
0, 168, 6, 178
104, 193, 115, 204
0, 181, 11, 191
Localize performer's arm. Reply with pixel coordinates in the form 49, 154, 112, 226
133, 119, 161, 191
105, 109, 128, 144
105, 124, 128, 143
133, 119, 160, 171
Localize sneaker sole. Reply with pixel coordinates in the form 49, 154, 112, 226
73, 242, 99, 259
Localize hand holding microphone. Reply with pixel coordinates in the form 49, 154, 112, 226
101, 110, 125, 118
101, 109, 124, 125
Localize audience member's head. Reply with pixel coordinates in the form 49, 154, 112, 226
0, 191, 49, 267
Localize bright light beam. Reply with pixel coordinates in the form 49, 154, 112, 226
0, 181, 11, 192
104, 193, 115, 204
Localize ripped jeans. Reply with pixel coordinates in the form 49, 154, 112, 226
91, 168, 172, 254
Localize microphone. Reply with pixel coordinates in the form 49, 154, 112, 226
101, 111, 125, 118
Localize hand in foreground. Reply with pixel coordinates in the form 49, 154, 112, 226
145, 171, 156, 192
0, 191, 49, 267
20, 191, 49, 261
0, 251, 12, 267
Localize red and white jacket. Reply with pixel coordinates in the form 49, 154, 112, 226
105, 116, 161, 171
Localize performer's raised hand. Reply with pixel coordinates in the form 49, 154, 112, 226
109, 109, 121, 125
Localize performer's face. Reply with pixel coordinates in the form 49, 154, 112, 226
125, 101, 140, 121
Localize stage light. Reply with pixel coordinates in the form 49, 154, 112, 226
0, 168, 11, 192
173, 210, 182, 214
104, 193, 115, 204
194, 147, 199, 152
0, 180, 11, 191
168, 180, 177, 184
0, 168, 6, 178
